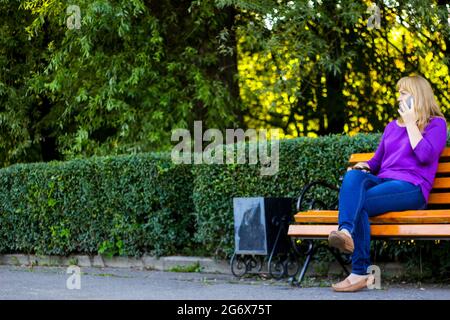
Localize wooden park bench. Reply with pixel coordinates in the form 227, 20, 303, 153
287, 147, 450, 285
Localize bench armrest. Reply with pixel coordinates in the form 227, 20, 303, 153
296, 180, 340, 211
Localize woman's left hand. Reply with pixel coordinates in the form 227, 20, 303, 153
398, 99, 418, 125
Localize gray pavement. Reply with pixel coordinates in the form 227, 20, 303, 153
1, 265, 450, 300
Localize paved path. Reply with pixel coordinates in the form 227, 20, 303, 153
1, 266, 450, 300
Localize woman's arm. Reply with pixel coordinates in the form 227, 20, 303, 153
408, 119, 447, 165
398, 99, 447, 164
405, 122, 422, 149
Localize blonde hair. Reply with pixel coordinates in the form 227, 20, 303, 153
396, 75, 446, 133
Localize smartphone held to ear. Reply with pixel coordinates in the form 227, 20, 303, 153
405, 95, 414, 109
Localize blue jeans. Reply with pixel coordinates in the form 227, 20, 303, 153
338, 169, 427, 275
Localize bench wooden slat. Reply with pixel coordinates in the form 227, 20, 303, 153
297, 192, 450, 207
288, 224, 450, 238
348, 158, 450, 174
435, 163, 450, 174
348, 153, 374, 163
294, 210, 450, 224
428, 193, 450, 204
432, 177, 450, 189
349, 148, 450, 164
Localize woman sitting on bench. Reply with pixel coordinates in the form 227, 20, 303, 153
328, 75, 447, 292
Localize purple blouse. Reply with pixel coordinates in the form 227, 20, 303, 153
366, 117, 447, 203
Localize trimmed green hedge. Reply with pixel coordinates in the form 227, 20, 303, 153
0, 153, 194, 257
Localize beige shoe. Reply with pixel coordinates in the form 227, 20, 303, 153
331, 276, 371, 292
328, 230, 354, 254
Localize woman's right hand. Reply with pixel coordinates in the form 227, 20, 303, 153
347, 161, 371, 172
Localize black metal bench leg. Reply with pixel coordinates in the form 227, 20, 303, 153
326, 246, 351, 276
291, 240, 315, 286
267, 219, 284, 276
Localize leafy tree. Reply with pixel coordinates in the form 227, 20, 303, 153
2, 0, 450, 166
0, 0, 45, 165
220, 0, 450, 137
1, 0, 243, 166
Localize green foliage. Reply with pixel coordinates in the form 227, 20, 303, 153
0, 153, 194, 257
2, 0, 450, 169
230, 0, 450, 137
168, 262, 202, 273
0, 0, 242, 167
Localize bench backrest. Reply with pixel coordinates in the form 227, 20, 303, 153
348, 147, 450, 206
